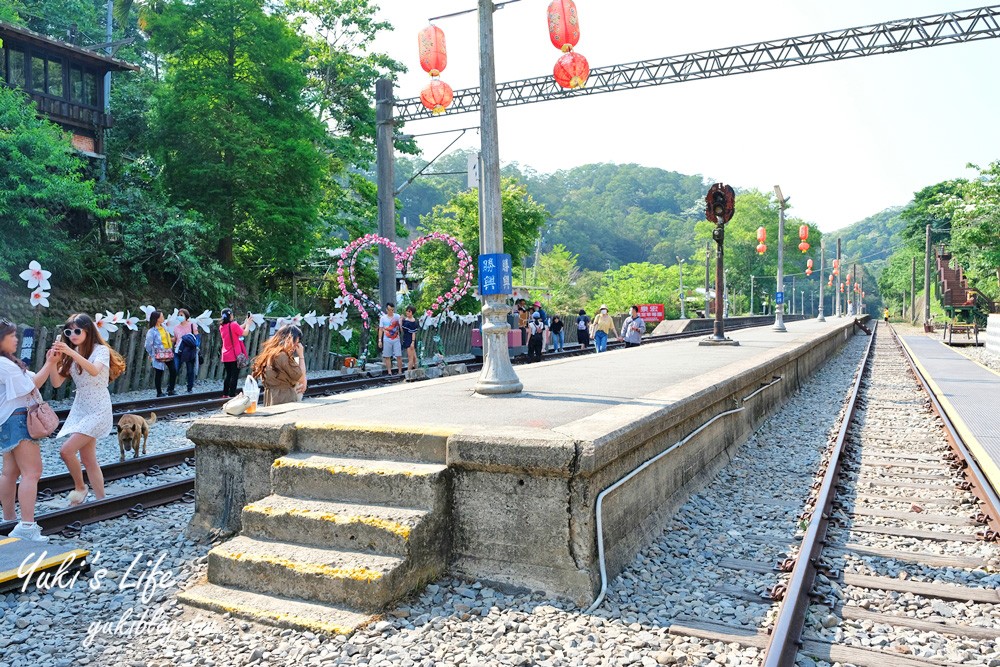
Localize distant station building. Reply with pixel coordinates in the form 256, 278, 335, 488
0, 21, 139, 159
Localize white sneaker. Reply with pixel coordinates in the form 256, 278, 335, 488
9, 521, 49, 543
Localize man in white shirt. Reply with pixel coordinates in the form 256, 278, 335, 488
378, 303, 403, 375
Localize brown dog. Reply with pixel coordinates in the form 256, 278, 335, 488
117, 413, 156, 461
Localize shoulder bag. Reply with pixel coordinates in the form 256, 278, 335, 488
26, 388, 59, 439
227, 323, 250, 369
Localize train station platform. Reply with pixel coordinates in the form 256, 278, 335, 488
182, 317, 864, 634
898, 333, 1000, 493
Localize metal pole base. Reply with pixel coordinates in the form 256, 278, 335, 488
817, 312, 826, 322
699, 337, 740, 347
773, 313, 787, 332
474, 297, 523, 396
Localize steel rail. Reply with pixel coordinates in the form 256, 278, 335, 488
891, 325, 1000, 527
0, 478, 195, 538
761, 321, 879, 667
25, 447, 196, 497
395, 5, 1000, 121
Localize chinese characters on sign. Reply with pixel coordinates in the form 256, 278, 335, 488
775, 291, 784, 305
637, 304, 665, 323
478, 253, 513, 296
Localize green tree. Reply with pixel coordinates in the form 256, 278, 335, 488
592, 263, 679, 318
0, 86, 102, 284
413, 177, 548, 313
900, 181, 964, 249
535, 244, 584, 313
936, 162, 1000, 298
876, 247, 923, 314
147, 0, 327, 270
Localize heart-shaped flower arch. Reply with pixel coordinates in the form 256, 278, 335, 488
336, 232, 474, 329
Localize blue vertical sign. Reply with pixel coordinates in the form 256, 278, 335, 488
479, 253, 513, 296
775, 291, 784, 305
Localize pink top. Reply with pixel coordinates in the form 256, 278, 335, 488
220, 322, 245, 363
173, 321, 199, 342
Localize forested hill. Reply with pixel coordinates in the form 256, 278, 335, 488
827, 207, 907, 272
397, 154, 709, 271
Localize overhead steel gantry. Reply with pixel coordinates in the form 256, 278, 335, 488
393, 4, 1000, 122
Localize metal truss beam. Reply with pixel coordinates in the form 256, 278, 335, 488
395, 5, 1000, 122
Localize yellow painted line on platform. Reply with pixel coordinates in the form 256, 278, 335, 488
937, 339, 1000, 379
244, 504, 413, 539
899, 336, 1000, 494
219, 550, 385, 582
295, 422, 457, 438
0, 548, 90, 585
272, 458, 418, 477
0, 538, 18, 546
179, 592, 358, 635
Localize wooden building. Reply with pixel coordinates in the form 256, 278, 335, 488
0, 21, 139, 158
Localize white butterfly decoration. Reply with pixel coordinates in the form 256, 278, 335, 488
164, 308, 181, 330
303, 311, 320, 328
29, 289, 50, 308
328, 310, 349, 330
140, 305, 156, 322
193, 310, 214, 331
420, 314, 440, 330
94, 313, 118, 340
338, 328, 353, 342
123, 312, 140, 331
246, 313, 266, 333
460, 314, 479, 325
333, 296, 346, 309
106, 311, 125, 327
20, 261, 52, 290
289, 314, 303, 327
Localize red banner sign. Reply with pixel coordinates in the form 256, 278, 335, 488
638, 304, 665, 323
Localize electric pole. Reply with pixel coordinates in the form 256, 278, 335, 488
817, 240, 826, 322
924, 224, 932, 325
376, 79, 397, 310
910, 256, 916, 323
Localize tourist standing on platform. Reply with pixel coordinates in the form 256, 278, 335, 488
533, 302, 551, 350
528, 312, 546, 362
550, 316, 565, 353
173, 308, 200, 393
378, 303, 403, 376
401, 306, 420, 373
591, 305, 618, 353
145, 310, 177, 397
621, 305, 645, 348
515, 299, 529, 345
576, 309, 591, 349
252, 325, 306, 406
51, 314, 125, 507
219, 309, 253, 399
0, 318, 62, 541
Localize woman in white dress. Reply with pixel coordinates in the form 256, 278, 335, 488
0, 318, 62, 541
50, 314, 125, 506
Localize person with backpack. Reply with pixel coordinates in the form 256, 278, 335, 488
527, 312, 546, 362
173, 308, 200, 393
576, 309, 590, 349
220, 309, 254, 399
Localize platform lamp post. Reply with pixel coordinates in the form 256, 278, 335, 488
473, 0, 522, 395
817, 240, 826, 322
773, 186, 788, 332
700, 184, 739, 347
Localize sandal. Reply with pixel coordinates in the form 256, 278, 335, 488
67, 486, 89, 507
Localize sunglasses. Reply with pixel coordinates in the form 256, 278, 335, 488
63, 328, 84, 337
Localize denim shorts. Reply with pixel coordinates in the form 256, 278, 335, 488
1, 410, 31, 455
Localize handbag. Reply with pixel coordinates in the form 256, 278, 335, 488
226, 323, 250, 369
26, 389, 59, 439
154, 348, 175, 363
222, 393, 252, 416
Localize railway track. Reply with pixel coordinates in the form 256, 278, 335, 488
760, 323, 1000, 666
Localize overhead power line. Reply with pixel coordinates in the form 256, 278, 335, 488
395, 4, 1000, 122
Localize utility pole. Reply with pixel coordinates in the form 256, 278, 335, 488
836, 238, 842, 318
923, 224, 932, 325
474, 0, 521, 395
910, 256, 916, 324
750, 275, 755, 316
790, 275, 796, 316
677, 257, 686, 319
101, 0, 113, 181
773, 186, 787, 332
817, 240, 826, 322
375, 79, 397, 310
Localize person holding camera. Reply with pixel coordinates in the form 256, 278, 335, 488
220, 309, 254, 399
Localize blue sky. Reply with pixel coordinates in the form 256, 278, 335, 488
371, 1, 1000, 232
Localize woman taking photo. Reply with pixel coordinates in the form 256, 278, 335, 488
219, 309, 254, 399
0, 319, 61, 541
51, 314, 125, 507
251, 325, 306, 407
144, 310, 177, 397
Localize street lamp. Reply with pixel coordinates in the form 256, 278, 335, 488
817, 240, 826, 322
773, 185, 787, 332
677, 256, 686, 319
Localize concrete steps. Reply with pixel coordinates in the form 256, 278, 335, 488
181, 426, 451, 634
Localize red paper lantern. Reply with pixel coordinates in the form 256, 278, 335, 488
554, 51, 590, 89
806, 258, 813, 276
757, 227, 767, 244
798, 225, 810, 253
421, 79, 454, 115
756, 243, 767, 255
547, 0, 581, 52
418, 25, 448, 76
